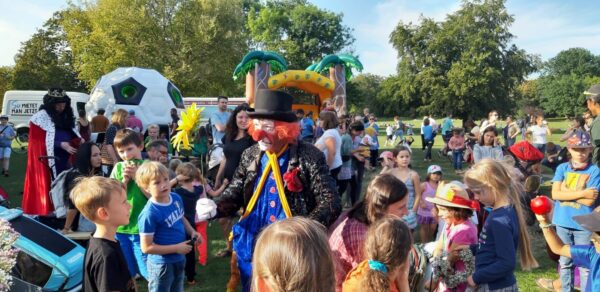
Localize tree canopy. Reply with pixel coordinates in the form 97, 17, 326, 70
11, 11, 86, 92
247, 0, 354, 70
4, 0, 600, 120
536, 48, 600, 117
62, 0, 248, 96
388, 0, 538, 120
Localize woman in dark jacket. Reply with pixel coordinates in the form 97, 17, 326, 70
214, 103, 255, 257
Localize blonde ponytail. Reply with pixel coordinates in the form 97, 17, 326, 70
464, 159, 539, 270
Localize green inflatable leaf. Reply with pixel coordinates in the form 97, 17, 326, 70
233, 51, 288, 81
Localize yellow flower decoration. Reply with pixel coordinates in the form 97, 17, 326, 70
171, 103, 204, 151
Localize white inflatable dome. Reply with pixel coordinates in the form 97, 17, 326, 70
86, 67, 184, 129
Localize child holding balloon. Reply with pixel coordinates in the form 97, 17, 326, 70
538, 131, 600, 291
534, 203, 600, 292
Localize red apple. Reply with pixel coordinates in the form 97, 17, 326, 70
530, 196, 553, 215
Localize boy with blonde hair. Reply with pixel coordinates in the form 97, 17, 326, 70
136, 161, 201, 292
70, 176, 134, 292
145, 124, 160, 149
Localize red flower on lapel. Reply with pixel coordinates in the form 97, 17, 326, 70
283, 167, 303, 192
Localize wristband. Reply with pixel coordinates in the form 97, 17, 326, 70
539, 223, 555, 229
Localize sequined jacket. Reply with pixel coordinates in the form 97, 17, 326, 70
217, 141, 341, 227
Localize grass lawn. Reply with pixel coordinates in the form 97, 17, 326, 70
0, 118, 572, 291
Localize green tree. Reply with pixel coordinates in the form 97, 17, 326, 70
0, 66, 14, 110
388, 0, 538, 120
544, 48, 600, 77
513, 79, 541, 117
62, 0, 248, 96
247, 0, 354, 69
537, 48, 600, 117
346, 74, 383, 114
11, 11, 86, 91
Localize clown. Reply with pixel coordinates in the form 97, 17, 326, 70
217, 89, 341, 291
22, 88, 83, 215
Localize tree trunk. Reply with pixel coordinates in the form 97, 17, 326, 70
245, 71, 255, 106
330, 64, 346, 116
246, 61, 270, 107
255, 61, 270, 98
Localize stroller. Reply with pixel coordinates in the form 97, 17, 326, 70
1, 206, 84, 291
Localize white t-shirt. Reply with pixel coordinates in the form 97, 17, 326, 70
386, 126, 394, 136
529, 125, 548, 144
315, 128, 342, 170
479, 120, 496, 134
429, 117, 437, 131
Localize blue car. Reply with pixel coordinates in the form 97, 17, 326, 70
0, 207, 84, 291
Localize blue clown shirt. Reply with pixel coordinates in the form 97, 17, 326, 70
232, 149, 290, 292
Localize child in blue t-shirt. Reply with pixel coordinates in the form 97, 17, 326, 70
550, 132, 599, 292
536, 205, 600, 292
136, 161, 201, 292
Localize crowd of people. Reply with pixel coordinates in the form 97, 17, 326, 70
6, 85, 600, 292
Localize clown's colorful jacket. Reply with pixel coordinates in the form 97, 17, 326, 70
217, 141, 341, 227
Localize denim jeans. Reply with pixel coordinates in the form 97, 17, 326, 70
349, 158, 365, 205
424, 139, 433, 159
116, 233, 148, 279
533, 143, 546, 154
452, 150, 463, 170
147, 260, 185, 292
504, 137, 515, 148
556, 226, 591, 292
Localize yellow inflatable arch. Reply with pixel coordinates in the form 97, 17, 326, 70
268, 70, 333, 103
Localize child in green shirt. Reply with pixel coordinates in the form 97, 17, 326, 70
110, 128, 149, 279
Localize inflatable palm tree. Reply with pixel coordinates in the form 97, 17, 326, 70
310, 54, 363, 115
233, 51, 287, 106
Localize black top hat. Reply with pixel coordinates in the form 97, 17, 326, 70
247, 89, 297, 122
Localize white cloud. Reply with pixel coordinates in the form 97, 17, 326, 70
0, 0, 68, 66
355, 0, 459, 76
0, 19, 28, 65
508, 1, 600, 60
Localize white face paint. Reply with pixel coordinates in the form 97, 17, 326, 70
254, 119, 276, 152
258, 140, 271, 151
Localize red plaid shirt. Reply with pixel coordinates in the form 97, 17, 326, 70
328, 215, 369, 291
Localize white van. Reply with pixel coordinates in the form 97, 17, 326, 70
1, 90, 90, 136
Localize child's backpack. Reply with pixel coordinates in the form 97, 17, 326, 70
49, 168, 78, 218
408, 243, 429, 291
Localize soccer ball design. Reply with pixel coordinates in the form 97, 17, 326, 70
86, 67, 184, 128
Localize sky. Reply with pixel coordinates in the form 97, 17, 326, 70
0, 0, 599, 77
